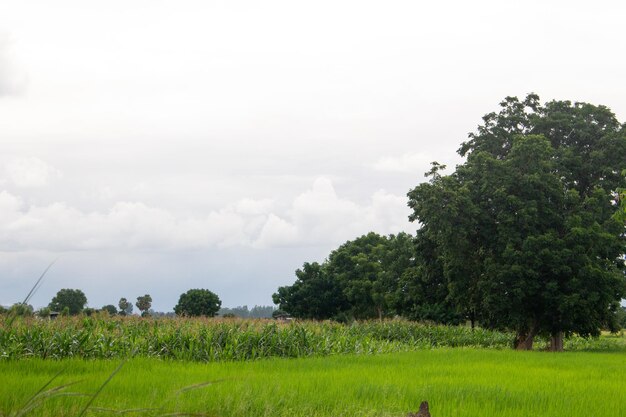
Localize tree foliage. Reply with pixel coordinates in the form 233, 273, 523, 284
396, 229, 462, 324
273, 261, 346, 320
174, 289, 221, 317
118, 297, 133, 316
48, 289, 87, 316
135, 294, 152, 317
101, 304, 118, 316
218, 305, 276, 318
273, 232, 459, 322
9, 303, 34, 317
408, 94, 626, 349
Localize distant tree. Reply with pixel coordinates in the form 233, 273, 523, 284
218, 305, 250, 318
101, 304, 118, 316
136, 294, 152, 317
249, 305, 276, 318
9, 303, 34, 317
272, 309, 288, 319
36, 307, 51, 318
0, 305, 7, 314
149, 311, 176, 318
218, 305, 276, 318
83, 307, 96, 316
174, 289, 221, 317
118, 298, 133, 316
48, 289, 87, 315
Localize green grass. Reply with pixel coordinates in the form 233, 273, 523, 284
2, 349, 626, 417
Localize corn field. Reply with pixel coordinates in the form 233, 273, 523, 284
0, 316, 515, 361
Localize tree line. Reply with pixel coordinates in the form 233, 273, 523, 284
2, 288, 225, 318
273, 94, 626, 350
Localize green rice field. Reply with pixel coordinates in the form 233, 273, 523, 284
2, 348, 626, 417
2, 318, 625, 416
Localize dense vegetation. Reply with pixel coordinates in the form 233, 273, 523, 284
0, 317, 515, 361
218, 305, 276, 318
174, 289, 221, 317
3, 348, 626, 417
2, 316, 622, 363
275, 95, 626, 351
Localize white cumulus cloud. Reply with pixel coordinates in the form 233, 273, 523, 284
0, 178, 414, 252
252, 177, 414, 248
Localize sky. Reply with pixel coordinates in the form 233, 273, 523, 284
1, 0, 625, 312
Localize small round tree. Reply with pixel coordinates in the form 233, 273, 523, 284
135, 294, 152, 317
48, 289, 87, 315
174, 289, 221, 317
101, 304, 118, 316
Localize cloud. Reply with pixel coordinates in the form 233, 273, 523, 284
0, 194, 247, 251
254, 214, 299, 248
0, 34, 27, 97
0, 178, 414, 252
252, 177, 414, 248
373, 152, 435, 174
4, 158, 61, 187
235, 198, 274, 215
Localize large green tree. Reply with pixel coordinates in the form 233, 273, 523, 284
395, 229, 462, 325
326, 232, 416, 320
273, 261, 347, 320
174, 289, 221, 317
48, 289, 87, 315
274, 232, 421, 321
408, 95, 626, 350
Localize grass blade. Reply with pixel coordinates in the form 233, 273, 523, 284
77, 360, 126, 417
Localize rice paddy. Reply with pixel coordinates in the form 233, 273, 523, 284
2, 348, 626, 417
2, 317, 625, 416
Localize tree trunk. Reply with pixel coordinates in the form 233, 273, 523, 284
515, 325, 538, 350
549, 331, 564, 352
377, 306, 383, 321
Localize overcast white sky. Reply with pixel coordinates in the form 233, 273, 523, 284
1, 0, 625, 311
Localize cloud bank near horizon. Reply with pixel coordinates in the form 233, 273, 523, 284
0, 170, 414, 253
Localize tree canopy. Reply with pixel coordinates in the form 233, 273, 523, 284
135, 294, 152, 317
101, 304, 118, 316
273, 232, 459, 322
408, 94, 626, 349
48, 289, 87, 316
118, 297, 133, 316
174, 289, 221, 317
